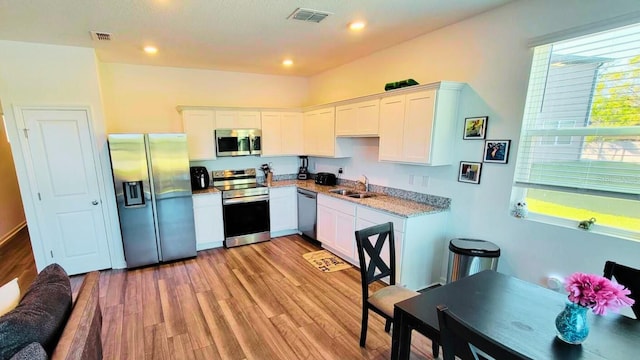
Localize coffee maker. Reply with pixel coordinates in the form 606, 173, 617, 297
297, 156, 309, 180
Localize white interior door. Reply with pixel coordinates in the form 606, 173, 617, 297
23, 109, 111, 274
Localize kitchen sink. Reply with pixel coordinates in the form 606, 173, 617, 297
347, 193, 376, 199
329, 188, 376, 198
329, 189, 359, 196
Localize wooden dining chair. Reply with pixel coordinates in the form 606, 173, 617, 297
354, 222, 439, 357
437, 304, 532, 360
603, 261, 640, 318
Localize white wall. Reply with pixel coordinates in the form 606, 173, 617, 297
99, 63, 309, 133
308, 0, 640, 286
0, 40, 126, 269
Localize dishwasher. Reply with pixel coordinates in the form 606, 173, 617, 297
297, 188, 317, 240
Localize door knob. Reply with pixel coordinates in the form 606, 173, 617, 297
92, 200, 99, 205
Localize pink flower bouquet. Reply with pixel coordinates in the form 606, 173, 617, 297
565, 272, 635, 315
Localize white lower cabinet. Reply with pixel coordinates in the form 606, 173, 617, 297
192, 193, 224, 250
318, 194, 449, 291
317, 194, 356, 261
269, 186, 298, 237
356, 207, 405, 285
356, 206, 449, 290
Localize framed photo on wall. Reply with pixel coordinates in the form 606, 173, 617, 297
463, 116, 488, 140
483, 140, 511, 164
458, 161, 482, 184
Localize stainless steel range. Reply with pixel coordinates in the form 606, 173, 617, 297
213, 168, 270, 248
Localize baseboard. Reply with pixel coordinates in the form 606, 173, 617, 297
0, 221, 27, 247
270, 229, 298, 238
196, 241, 223, 251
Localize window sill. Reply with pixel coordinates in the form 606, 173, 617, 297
519, 213, 640, 243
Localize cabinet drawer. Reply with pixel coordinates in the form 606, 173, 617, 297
318, 194, 356, 216
357, 206, 405, 233
193, 193, 221, 207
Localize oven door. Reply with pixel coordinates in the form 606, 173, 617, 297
222, 195, 270, 247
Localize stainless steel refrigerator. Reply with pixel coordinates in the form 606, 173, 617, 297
108, 133, 196, 268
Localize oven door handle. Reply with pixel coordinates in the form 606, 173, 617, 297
223, 195, 270, 205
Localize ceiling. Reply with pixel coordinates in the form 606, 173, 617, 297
0, 0, 513, 76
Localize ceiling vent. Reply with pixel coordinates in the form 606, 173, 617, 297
90, 31, 112, 41
287, 8, 331, 23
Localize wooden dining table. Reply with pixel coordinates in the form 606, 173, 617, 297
391, 270, 640, 359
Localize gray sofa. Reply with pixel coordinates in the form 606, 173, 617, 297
0, 264, 102, 360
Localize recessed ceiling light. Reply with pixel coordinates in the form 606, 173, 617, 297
144, 46, 158, 54
349, 21, 366, 31
282, 59, 294, 66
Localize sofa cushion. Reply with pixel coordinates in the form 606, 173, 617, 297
9, 343, 47, 360
0, 264, 72, 360
0, 278, 20, 317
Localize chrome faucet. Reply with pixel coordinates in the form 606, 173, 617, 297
359, 175, 369, 192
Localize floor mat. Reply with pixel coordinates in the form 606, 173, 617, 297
302, 250, 352, 273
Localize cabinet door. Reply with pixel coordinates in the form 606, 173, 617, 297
356, 99, 380, 136
315, 107, 335, 156
193, 193, 224, 250
303, 111, 318, 155
269, 187, 298, 234
316, 204, 336, 247
215, 111, 237, 129
281, 113, 303, 155
335, 104, 357, 136
379, 95, 405, 161
261, 112, 282, 156
182, 110, 215, 160
237, 111, 261, 128
334, 211, 356, 261
304, 107, 337, 157
403, 90, 435, 164
215, 111, 261, 129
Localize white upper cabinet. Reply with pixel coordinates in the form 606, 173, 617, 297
182, 109, 216, 160
177, 81, 462, 163
335, 99, 380, 137
215, 110, 261, 129
261, 111, 303, 156
303, 107, 335, 157
303, 107, 351, 158
378, 95, 406, 162
378, 82, 463, 165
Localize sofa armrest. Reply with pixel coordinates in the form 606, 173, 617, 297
51, 271, 102, 360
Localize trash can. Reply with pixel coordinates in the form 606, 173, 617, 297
446, 238, 500, 283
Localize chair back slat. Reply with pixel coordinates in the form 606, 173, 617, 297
354, 222, 396, 296
437, 304, 532, 360
603, 261, 640, 318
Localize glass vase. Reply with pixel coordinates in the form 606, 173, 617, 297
555, 302, 589, 344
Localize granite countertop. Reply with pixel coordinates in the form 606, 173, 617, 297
267, 179, 448, 218
192, 179, 448, 217
192, 187, 220, 195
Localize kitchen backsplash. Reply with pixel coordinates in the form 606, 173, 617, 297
258, 173, 451, 209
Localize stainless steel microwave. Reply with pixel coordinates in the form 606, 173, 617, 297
215, 129, 262, 157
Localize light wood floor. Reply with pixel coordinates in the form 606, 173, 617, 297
0, 226, 37, 296
0, 230, 434, 359
98, 235, 435, 360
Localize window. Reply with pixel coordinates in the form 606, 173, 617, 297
514, 23, 640, 237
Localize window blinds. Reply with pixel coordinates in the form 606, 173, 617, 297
514, 23, 640, 200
